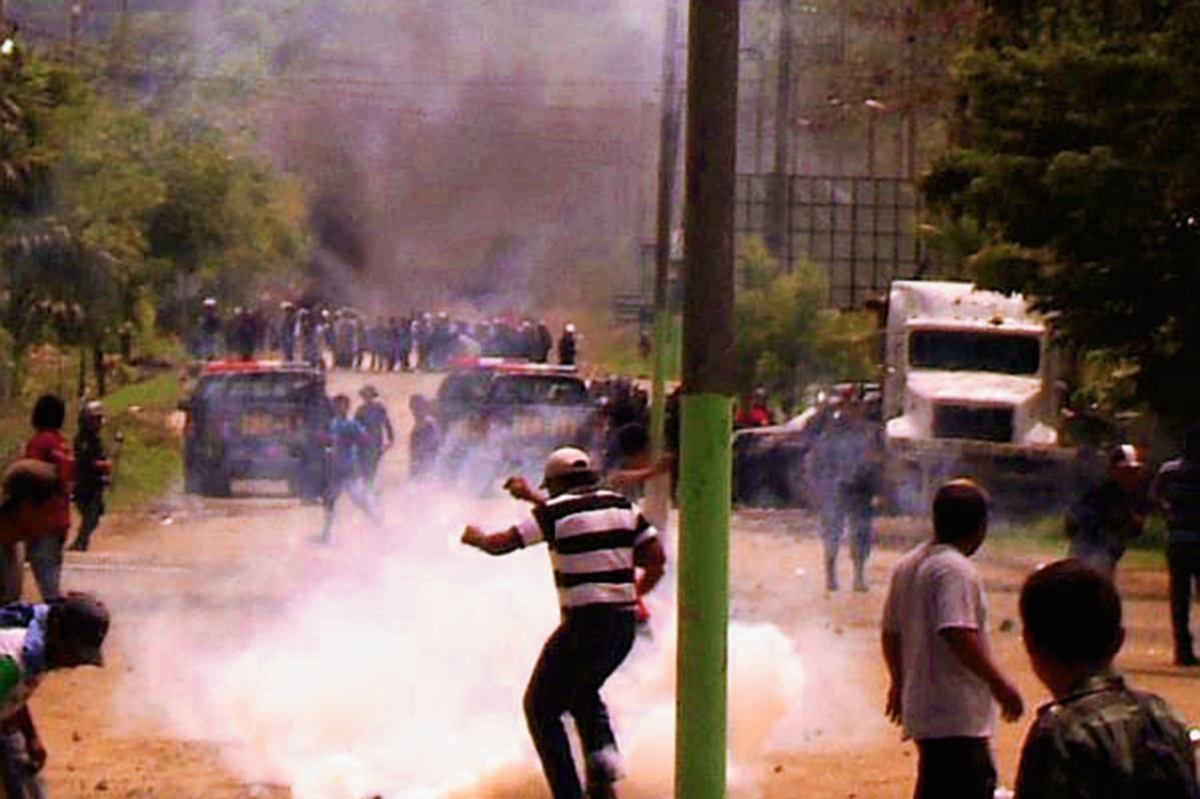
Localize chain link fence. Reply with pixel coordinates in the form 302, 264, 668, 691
736, 174, 923, 309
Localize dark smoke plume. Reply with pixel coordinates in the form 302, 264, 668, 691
249, 0, 670, 315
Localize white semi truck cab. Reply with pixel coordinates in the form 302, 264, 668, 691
883, 280, 1076, 515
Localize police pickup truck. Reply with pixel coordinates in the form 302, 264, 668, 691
424, 359, 598, 492
179, 360, 330, 497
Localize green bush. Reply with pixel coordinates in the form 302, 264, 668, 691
100, 372, 184, 508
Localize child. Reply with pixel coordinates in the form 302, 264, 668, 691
1014, 559, 1199, 798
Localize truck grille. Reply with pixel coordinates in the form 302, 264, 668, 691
933, 404, 1013, 443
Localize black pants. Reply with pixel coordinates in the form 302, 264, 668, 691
72, 495, 105, 550
1167, 540, 1200, 660
524, 605, 636, 799
914, 737, 996, 799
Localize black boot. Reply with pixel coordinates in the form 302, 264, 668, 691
825, 554, 839, 592
853, 560, 868, 592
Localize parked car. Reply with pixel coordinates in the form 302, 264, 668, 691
179, 360, 330, 497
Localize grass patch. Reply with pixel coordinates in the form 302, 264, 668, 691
584, 310, 682, 382
985, 513, 1069, 561
102, 372, 185, 509
0, 343, 185, 511
982, 508, 1168, 571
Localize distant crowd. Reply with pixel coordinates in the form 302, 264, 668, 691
188, 298, 580, 371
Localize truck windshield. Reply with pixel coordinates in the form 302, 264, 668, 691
909, 330, 1041, 375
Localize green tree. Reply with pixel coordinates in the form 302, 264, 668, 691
735, 238, 878, 412
0, 55, 102, 393
147, 120, 310, 334
921, 0, 1200, 423
0, 45, 311, 394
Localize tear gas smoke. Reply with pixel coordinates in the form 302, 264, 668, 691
121, 479, 889, 799
222, 0, 678, 312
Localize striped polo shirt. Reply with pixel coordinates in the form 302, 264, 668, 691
516, 488, 658, 610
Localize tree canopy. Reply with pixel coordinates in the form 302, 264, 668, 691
0, 42, 311, 394
735, 238, 878, 412
921, 0, 1200, 423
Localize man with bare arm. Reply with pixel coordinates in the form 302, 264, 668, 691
462, 447, 666, 799
882, 478, 1024, 799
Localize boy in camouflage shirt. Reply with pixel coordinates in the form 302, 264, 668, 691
1014, 559, 1198, 799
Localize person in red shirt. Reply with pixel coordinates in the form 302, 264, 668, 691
735, 387, 775, 429
24, 395, 74, 600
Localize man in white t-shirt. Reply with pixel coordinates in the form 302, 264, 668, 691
881, 478, 1024, 799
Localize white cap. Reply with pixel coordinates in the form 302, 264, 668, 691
1109, 444, 1143, 469
543, 447, 592, 484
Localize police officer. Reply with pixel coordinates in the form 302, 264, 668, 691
807, 389, 884, 592
196, 298, 221, 360
279, 302, 298, 361
558, 323, 578, 367
299, 307, 323, 368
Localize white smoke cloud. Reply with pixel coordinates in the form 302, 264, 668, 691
121, 478, 883, 799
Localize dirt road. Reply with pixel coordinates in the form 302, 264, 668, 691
29, 370, 1200, 799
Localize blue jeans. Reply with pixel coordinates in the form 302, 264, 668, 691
25, 532, 64, 601
524, 605, 637, 799
818, 489, 874, 588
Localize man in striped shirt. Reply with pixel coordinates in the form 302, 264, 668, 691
462, 447, 666, 799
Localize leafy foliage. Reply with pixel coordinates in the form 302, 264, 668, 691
0, 45, 310, 396
735, 238, 878, 409
921, 0, 1200, 423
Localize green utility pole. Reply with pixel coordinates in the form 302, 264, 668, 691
647, 0, 680, 530
675, 2, 737, 799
